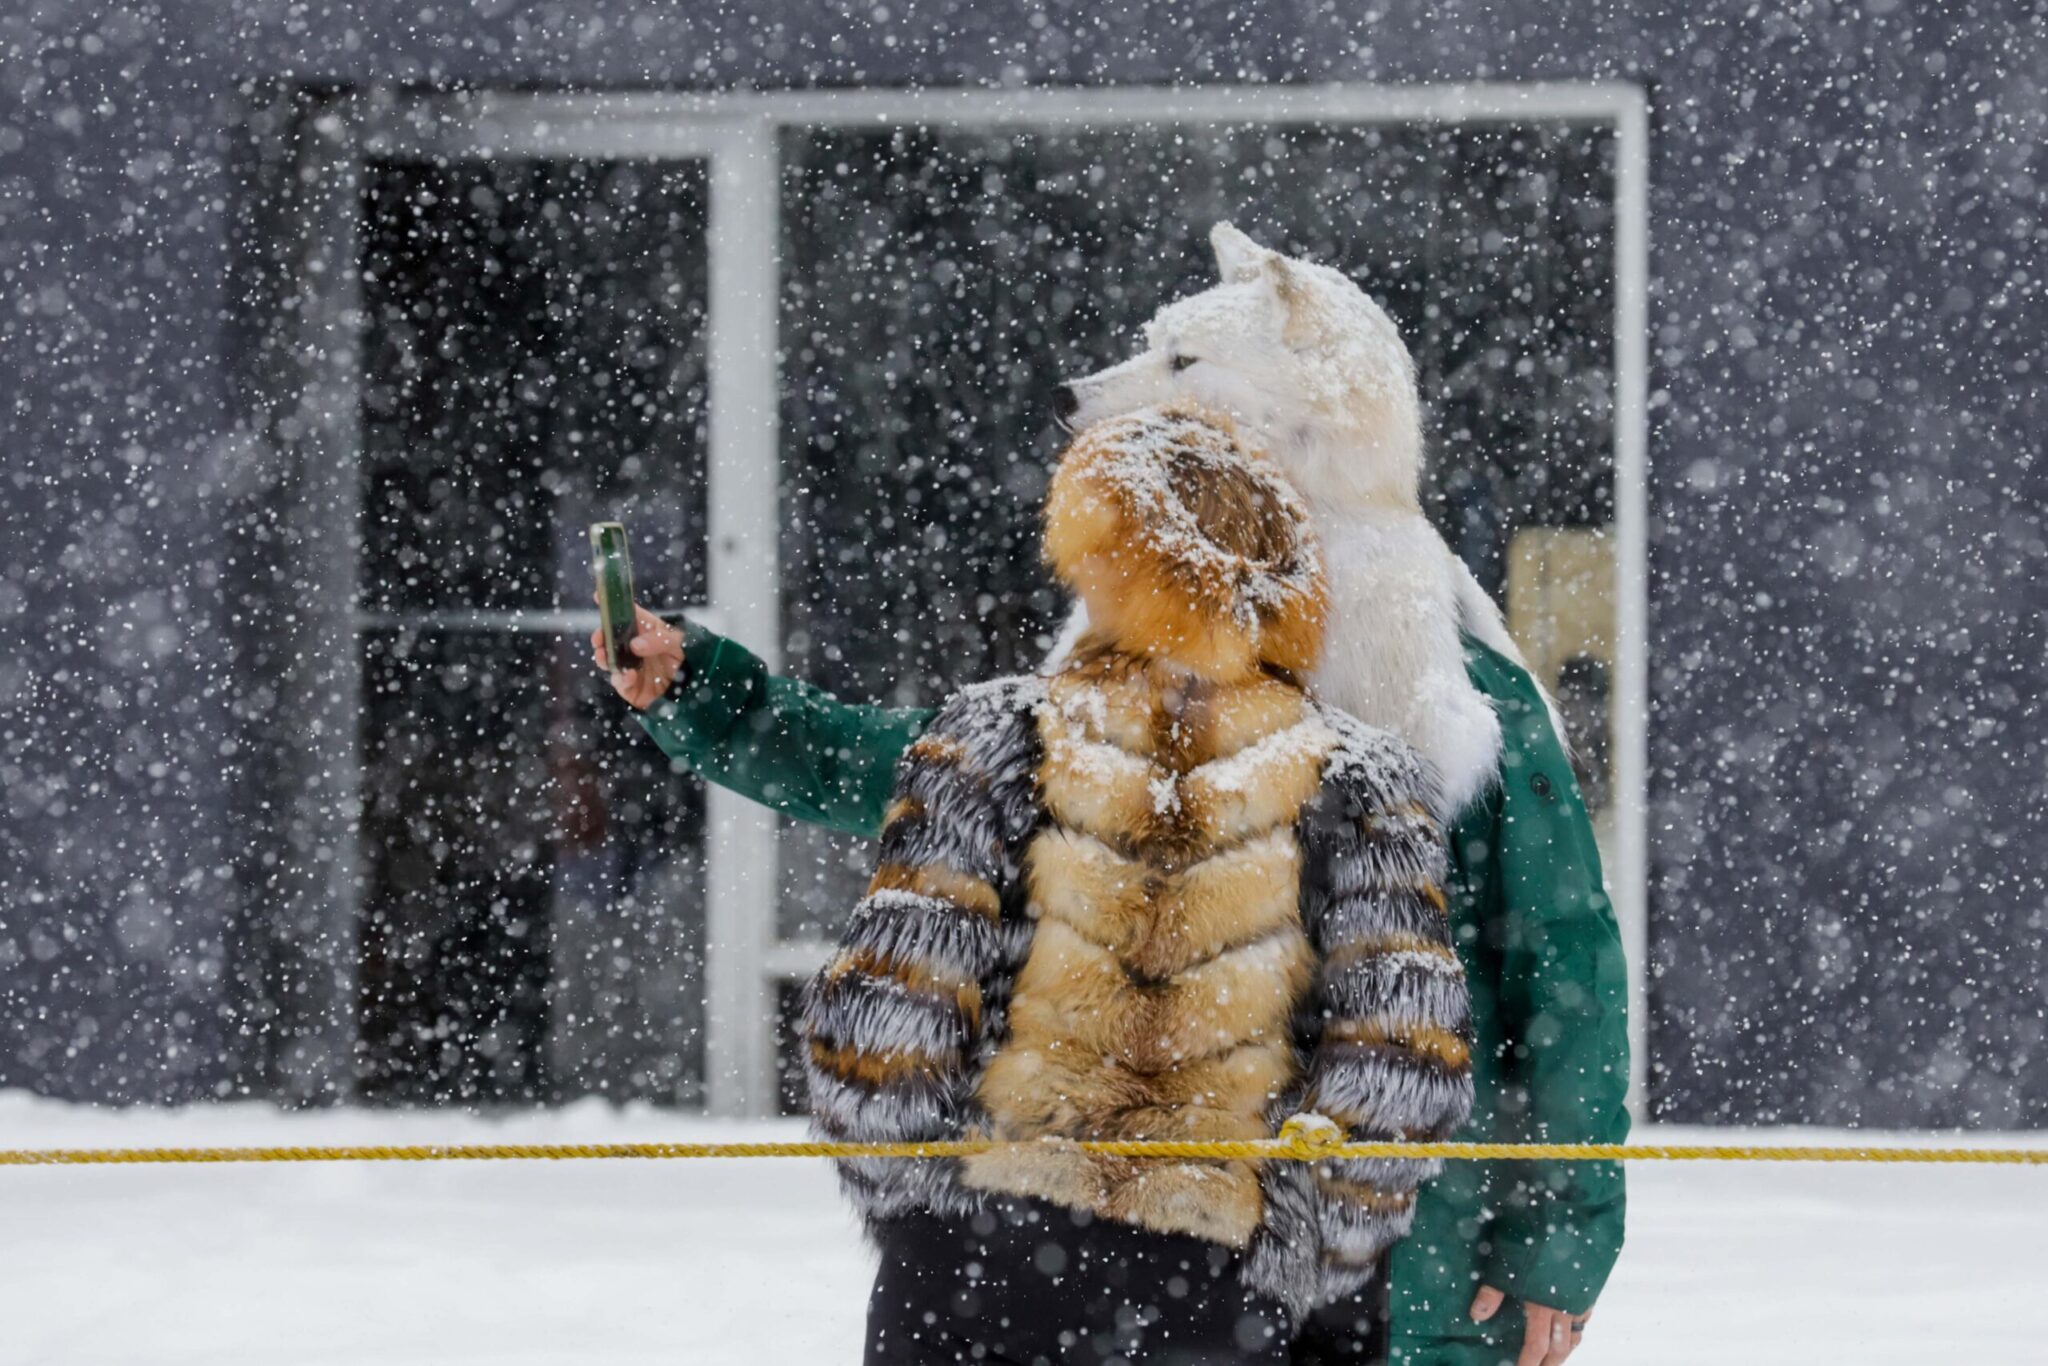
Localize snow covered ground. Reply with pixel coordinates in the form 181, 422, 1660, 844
5, 1094, 2043, 1365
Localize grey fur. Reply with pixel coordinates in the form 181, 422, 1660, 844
803, 973, 973, 1061
799, 678, 1045, 1237
806, 1069, 959, 1140
1319, 956, 1474, 1037
1241, 1159, 1325, 1326
1280, 716, 1474, 1314
804, 1056, 950, 1147
839, 890, 1003, 983
1312, 891, 1455, 958
1306, 1044, 1476, 1139
1303, 839, 1446, 918
1317, 707, 1447, 820
1312, 1190, 1417, 1305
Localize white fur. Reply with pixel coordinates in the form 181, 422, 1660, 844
1315, 513, 1504, 818
1058, 223, 1532, 817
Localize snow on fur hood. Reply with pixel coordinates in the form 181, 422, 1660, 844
1042, 403, 1329, 683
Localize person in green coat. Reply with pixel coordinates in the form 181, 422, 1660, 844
595, 603, 1630, 1366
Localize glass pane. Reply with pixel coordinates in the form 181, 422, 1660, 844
355, 158, 712, 1104
357, 629, 552, 1103
357, 630, 706, 1104
359, 159, 710, 616
775, 122, 1615, 939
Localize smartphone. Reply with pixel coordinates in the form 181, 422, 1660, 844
590, 522, 638, 673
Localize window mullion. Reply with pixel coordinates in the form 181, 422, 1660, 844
702, 119, 784, 1118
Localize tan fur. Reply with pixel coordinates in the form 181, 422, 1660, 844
961, 1144, 1269, 1247
1181, 678, 1314, 765
1027, 827, 1302, 981
1044, 662, 1310, 766
1004, 918, 1313, 1072
976, 1038, 1296, 1137
1036, 723, 1159, 854
966, 644, 1335, 1241
1102, 1160, 1266, 1245
1176, 718, 1334, 849
1037, 668, 1337, 870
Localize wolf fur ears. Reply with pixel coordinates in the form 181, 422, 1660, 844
1211, 221, 1298, 290
1210, 222, 1271, 282
1211, 222, 1312, 345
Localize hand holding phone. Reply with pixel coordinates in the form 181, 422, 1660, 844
590, 604, 683, 710
589, 522, 685, 710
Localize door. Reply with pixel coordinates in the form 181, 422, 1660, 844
248, 100, 782, 1111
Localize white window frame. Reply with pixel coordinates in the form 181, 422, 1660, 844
353, 82, 1653, 1119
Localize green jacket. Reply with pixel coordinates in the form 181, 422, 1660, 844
642, 623, 1629, 1365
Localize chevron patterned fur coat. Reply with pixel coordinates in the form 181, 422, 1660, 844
801, 406, 1475, 1324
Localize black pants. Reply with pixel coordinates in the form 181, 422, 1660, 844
865, 1200, 1292, 1365
1289, 1276, 1391, 1366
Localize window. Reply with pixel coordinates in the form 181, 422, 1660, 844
259, 85, 1647, 1116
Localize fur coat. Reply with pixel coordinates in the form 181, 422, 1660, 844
800, 408, 1475, 1323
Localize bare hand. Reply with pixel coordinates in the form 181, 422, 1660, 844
1470, 1285, 1592, 1366
590, 603, 683, 710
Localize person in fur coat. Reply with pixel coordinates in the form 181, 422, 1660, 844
599, 300, 1629, 1363
799, 405, 1474, 1364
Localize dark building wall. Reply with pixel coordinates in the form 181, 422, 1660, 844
0, 2, 2040, 1121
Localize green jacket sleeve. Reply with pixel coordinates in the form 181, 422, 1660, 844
636, 621, 936, 841
1468, 644, 1631, 1316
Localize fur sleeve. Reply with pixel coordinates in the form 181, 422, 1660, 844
1291, 710, 1474, 1305
798, 677, 1043, 1223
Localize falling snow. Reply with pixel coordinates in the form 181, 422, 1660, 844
0, 3, 2042, 1361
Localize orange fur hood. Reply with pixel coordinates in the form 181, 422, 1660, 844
1043, 405, 1329, 681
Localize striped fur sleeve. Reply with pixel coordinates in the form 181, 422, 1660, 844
1292, 709, 1473, 1304
798, 676, 1044, 1224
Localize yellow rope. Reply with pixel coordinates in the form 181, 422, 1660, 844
5, 1116, 2044, 1168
